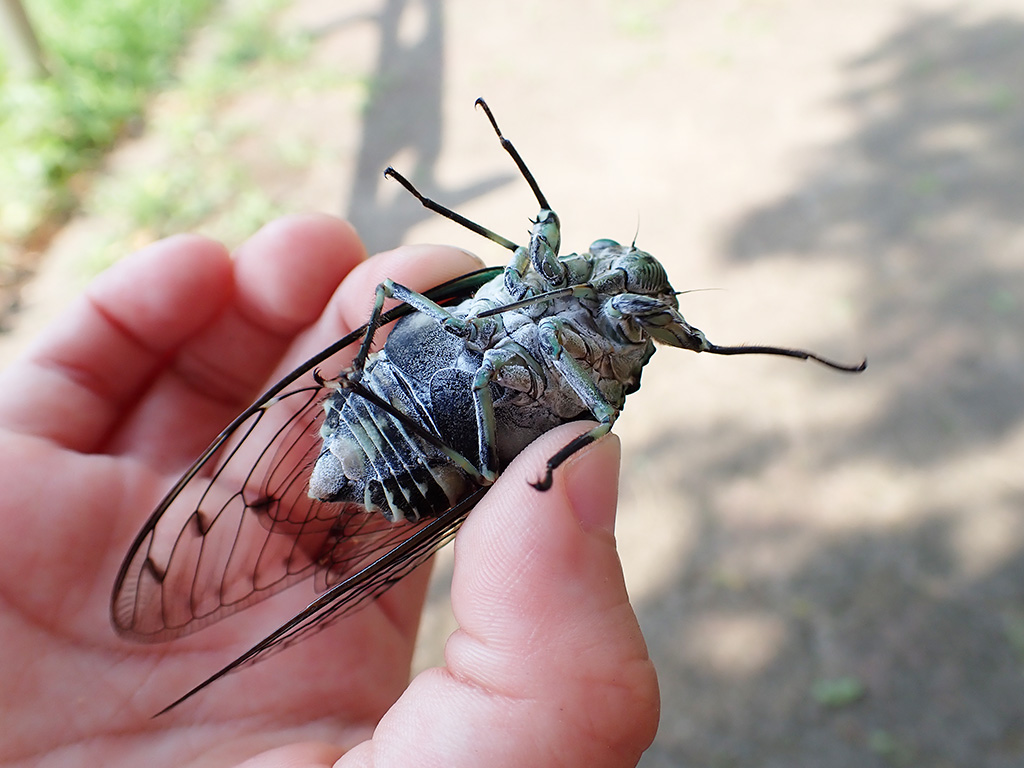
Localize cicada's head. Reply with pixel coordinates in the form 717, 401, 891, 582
586, 239, 677, 308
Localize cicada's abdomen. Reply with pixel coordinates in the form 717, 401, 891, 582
310, 352, 476, 523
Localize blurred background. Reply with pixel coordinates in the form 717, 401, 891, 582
2, 1, 1022, 765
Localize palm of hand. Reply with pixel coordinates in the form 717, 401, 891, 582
0, 215, 658, 768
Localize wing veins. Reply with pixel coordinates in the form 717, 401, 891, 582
153, 489, 484, 716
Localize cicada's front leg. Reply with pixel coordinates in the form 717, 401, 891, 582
526, 209, 566, 288
501, 246, 534, 302
502, 208, 566, 301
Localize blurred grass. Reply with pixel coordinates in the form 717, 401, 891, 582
0, 0, 360, 288
0, 0, 216, 261
79, 0, 365, 276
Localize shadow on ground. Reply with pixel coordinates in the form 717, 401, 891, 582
341, 0, 511, 255
625, 11, 1024, 767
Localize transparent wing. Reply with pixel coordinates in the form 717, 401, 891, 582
153, 490, 484, 715
111, 267, 503, 643
111, 337, 359, 641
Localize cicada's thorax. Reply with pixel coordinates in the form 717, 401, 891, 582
308, 239, 677, 524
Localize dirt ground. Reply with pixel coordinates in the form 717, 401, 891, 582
3, 1, 1023, 765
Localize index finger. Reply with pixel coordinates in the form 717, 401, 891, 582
0, 215, 364, 459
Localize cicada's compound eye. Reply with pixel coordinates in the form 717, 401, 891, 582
615, 250, 672, 297
589, 238, 621, 254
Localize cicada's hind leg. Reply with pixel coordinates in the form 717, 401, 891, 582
382, 165, 533, 302
386, 98, 566, 298
382, 168, 520, 253
530, 316, 623, 491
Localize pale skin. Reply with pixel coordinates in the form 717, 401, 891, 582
0, 214, 659, 767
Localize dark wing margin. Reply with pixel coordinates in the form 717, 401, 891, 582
153, 488, 485, 716
111, 267, 502, 642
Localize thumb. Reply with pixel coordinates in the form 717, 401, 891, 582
342, 422, 660, 768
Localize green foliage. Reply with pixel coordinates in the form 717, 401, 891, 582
0, 0, 215, 248
811, 675, 865, 708
867, 729, 914, 765
1003, 610, 1024, 665
77, 0, 360, 275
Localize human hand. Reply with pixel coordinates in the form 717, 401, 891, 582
0, 214, 659, 767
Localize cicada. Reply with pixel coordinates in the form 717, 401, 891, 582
112, 99, 865, 713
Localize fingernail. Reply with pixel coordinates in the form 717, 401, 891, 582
564, 434, 621, 535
